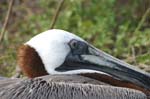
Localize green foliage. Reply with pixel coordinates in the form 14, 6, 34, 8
0, 0, 150, 76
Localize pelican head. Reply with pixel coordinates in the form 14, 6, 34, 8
18, 29, 150, 92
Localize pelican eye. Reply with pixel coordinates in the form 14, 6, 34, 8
69, 39, 88, 55
69, 39, 78, 49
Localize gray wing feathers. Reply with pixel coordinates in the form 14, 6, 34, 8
0, 75, 147, 99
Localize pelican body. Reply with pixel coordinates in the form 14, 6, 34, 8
0, 75, 148, 99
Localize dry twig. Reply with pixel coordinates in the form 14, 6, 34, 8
134, 8, 150, 33
0, 0, 15, 43
50, 0, 65, 29
131, 46, 137, 64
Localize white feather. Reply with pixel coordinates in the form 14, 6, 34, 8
26, 29, 84, 74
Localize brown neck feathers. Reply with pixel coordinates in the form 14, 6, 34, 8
17, 45, 48, 78
81, 73, 150, 96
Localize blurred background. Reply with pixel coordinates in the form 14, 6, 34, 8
0, 0, 150, 77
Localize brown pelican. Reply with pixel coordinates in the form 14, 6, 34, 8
0, 29, 150, 98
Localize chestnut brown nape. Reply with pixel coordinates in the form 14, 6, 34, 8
17, 45, 48, 78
